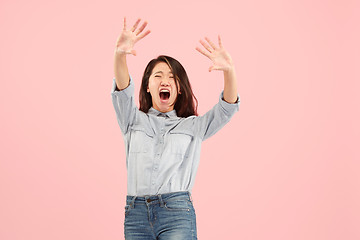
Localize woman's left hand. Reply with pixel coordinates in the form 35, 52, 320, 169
196, 35, 234, 72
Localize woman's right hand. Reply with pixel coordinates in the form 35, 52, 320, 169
115, 17, 151, 56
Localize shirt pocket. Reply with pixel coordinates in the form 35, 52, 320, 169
169, 128, 194, 156
129, 125, 155, 153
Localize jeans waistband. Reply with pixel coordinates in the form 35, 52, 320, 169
126, 191, 192, 208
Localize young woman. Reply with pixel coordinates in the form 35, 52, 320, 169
111, 17, 240, 240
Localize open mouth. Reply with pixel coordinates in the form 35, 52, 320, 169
159, 91, 170, 101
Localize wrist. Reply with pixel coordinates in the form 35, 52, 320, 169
114, 51, 128, 59
114, 46, 130, 55
223, 64, 235, 73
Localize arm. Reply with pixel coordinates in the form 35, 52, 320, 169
223, 66, 238, 103
114, 54, 130, 90
114, 17, 151, 90
195, 35, 240, 140
111, 17, 151, 135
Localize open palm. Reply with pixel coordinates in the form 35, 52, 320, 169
196, 36, 233, 72
115, 17, 151, 56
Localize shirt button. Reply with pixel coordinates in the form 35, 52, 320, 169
152, 181, 155, 185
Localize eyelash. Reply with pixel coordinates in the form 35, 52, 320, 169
155, 75, 174, 78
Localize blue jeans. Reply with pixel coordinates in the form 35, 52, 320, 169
124, 191, 198, 240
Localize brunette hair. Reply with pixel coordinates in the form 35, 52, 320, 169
139, 55, 198, 117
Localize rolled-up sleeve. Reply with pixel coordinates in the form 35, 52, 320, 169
111, 75, 138, 135
195, 91, 240, 141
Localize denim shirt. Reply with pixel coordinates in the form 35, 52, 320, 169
111, 75, 240, 196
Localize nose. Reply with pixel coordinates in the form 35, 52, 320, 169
160, 79, 170, 86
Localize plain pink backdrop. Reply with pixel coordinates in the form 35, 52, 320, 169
1, 0, 359, 239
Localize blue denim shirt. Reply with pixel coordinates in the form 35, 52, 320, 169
111, 76, 240, 196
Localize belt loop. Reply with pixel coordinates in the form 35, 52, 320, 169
188, 192, 193, 202
130, 196, 137, 209
158, 194, 165, 207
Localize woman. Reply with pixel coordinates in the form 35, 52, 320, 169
111, 17, 240, 240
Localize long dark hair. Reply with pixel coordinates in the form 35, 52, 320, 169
139, 55, 198, 117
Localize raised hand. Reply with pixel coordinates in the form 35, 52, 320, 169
115, 17, 151, 56
196, 35, 234, 72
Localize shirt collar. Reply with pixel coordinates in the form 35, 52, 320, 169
148, 107, 178, 118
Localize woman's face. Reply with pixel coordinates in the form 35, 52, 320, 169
147, 62, 181, 113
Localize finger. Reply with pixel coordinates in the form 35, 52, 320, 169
136, 30, 151, 42
123, 17, 127, 30
199, 39, 212, 53
131, 49, 137, 56
131, 18, 141, 32
195, 46, 211, 59
135, 21, 148, 35
218, 35, 223, 48
205, 37, 217, 50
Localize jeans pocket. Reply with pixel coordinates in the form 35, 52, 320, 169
124, 205, 131, 216
164, 198, 191, 211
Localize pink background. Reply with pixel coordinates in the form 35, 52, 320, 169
1, 0, 359, 239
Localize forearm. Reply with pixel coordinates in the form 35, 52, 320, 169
113, 52, 130, 90
223, 66, 238, 103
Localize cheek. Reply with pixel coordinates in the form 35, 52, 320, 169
172, 92, 179, 101
147, 81, 156, 92
173, 81, 180, 92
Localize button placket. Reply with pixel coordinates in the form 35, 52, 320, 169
150, 122, 165, 191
